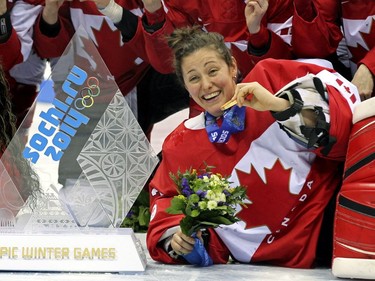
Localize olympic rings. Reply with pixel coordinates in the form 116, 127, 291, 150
74, 76, 101, 110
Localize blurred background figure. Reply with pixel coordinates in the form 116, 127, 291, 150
0, 0, 46, 141
31, 0, 188, 186
339, 0, 375, 100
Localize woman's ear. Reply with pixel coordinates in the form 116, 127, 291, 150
231, 56, 238, 81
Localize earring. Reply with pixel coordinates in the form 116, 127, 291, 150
233, 75, 237, 81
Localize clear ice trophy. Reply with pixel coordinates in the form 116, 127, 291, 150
0, 26, 159, 272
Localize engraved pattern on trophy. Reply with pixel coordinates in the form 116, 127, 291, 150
76, 91, 159, 228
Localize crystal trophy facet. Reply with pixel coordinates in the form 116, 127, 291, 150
0, 25, 159, 272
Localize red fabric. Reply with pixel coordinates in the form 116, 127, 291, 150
291, 0, 342, 58
0, 28, 23, 72
144, 6, 165, 26
293, 0, 315, 22
248, 25, 269, 49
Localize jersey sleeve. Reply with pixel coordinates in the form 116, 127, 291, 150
359, 47, 375, 77
33, 2, 74, 58
244, 58, 357, 161
0, 1, 43, 71
246, 0, 294, 64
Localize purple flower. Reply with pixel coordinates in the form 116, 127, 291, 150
181, 177, 190, 189
126, 210, 135, 218
182, 187, 193, 197
223, 190, 231, 197
196, 190, 207, 198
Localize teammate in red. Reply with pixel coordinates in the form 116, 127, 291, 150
142, 0, 293, 77
146, 27, 360, 268
0, 0, 46, 133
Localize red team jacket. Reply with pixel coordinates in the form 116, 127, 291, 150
147, 59, 359, 268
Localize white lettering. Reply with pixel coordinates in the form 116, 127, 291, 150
307, 180, 313, 189
299, 194, 307, 202
281, 217, 290, 227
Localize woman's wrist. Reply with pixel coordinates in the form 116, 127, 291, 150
273, 97, 291, 112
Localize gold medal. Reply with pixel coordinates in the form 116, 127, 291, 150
220, 99, 237, 111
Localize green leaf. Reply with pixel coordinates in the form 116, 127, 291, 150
209, 216, 237, 225
166, 197, 186, 214
188, 194, 200, 204
180, 216, 195, 236
138, 206, 150, 226
190, 209, 200, 217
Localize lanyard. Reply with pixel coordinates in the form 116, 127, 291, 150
205, 105, 246, 143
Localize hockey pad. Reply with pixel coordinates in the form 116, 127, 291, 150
352, 97, 375, 124
271, 74, 335, 155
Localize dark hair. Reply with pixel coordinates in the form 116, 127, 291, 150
167, 26, 233, 85
0, 64, 41, 209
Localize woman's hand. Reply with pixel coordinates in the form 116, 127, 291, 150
80, 0, 111, 9
232, 82, 290, 112
43, 0, 65, 25
0, 0, 7, 16
170, 229, 202, 255
244, 0, 268, 34
142, 0, 162, 13
351, 64, 374, 101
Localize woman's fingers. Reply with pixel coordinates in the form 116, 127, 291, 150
171, 231, 195, 254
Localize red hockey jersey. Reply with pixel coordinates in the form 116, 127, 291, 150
291, 0, 343, 58
147, 59, 359, 268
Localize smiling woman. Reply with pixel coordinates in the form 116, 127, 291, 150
146, 26, 359, 268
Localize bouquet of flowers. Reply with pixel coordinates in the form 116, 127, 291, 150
166, 165, 248, 236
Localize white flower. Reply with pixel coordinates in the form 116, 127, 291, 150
198, 201, 207, 210
206, 190, 215, 200
207, 200, 218, 210
219, 193, 226, 202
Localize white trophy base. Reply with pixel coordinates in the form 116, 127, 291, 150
0, 228, 146, 272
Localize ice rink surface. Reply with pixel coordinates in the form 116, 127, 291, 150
0, 233, 348, 281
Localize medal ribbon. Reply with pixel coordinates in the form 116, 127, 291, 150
205, 105, 246, 143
